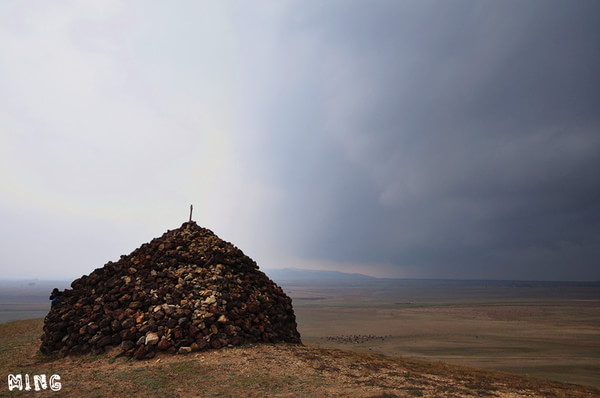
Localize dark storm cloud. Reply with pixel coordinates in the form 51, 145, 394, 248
255, 0, 600, 279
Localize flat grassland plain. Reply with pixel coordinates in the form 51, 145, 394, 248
0, 281, 70, 324
289, 279, 600, 389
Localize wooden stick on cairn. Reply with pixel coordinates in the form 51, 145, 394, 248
189, 204, 193, 222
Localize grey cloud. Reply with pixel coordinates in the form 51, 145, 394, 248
2, 1, 598, 281
250, 0, 600, 279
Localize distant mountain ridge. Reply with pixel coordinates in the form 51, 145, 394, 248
263, 267, 376, 282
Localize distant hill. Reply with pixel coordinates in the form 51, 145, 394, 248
263, 268, 377, 283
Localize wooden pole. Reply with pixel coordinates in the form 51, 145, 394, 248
189, 204, 193, 222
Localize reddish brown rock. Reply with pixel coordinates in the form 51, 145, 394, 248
133, 345, 146, 360
157, 338, 171, 351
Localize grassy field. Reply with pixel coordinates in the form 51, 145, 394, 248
0, 318, 598, 397
288, 280, 600, 389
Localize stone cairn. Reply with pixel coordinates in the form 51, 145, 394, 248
40, 221, 301, 359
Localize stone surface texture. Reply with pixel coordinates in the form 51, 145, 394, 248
40, 221, 301, 359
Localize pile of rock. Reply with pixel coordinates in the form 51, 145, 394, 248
40, 221, 301, 359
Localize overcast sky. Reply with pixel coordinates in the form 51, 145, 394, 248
1, 0, 599, 281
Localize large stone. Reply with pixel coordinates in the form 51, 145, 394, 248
133, 345, 146, 360
145, 332, 159, 346
97, 335, 113, 347
121, 318, 135, 329
157, 338, 171, 351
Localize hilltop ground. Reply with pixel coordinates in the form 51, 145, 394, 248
0, 318, 598, 397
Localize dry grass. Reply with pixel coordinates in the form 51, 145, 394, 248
292, 284, 600, 389
0, 319, 598, 397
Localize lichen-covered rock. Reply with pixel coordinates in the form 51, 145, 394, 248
40, 221, 301, 359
